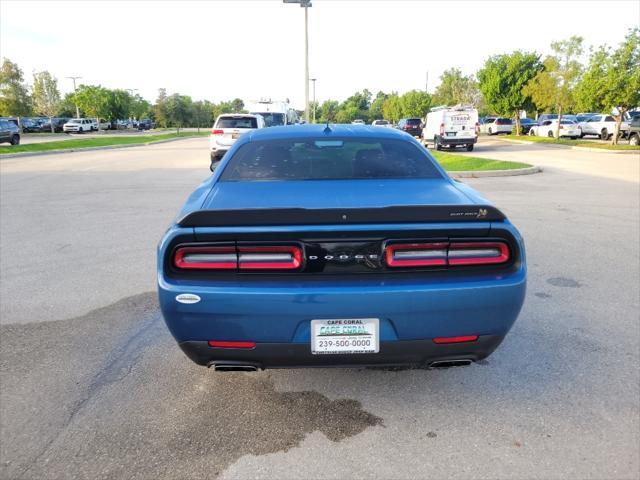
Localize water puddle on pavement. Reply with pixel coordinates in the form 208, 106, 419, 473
0, 292, 382, 479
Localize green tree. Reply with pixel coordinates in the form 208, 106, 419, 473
57, 93, 81, 117
230, 98, 244, 113
73, 85, 110, 130
0, 58, 32, 119
334, 104, 358, 123
165, 93, 192, 133
477, 51, 543, 135
318, 99, 339, 123
130, 94, 151, 121
400, 90, 432, 118
32, 71, 61, 132
432, 68, 479, 107
154, 88, 168, 127
369, 91, 388, 120
524, 36, 583, 137
574, 28, 639, 144
574, 47, 608, 113
382, 93, 402, 123
106, 89, 132, 124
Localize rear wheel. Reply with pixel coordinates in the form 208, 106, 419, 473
434, 136, 442, 151
10, 134, 20, 145
630, 134, 639, 146
488, 127, 493, 135
529, 129, 535, 136
547, 130, 554, 138
600, 129, 608, 140
466, 144, 474, 152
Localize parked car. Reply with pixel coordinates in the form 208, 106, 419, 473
158, 124, 527, 371
40, 118, 68, 133
627, 116, 640, 146
97, 119, 111, 130
0, 118, 20, 145
371, 119, 392, 128
137, 119, 155, 130
21, 118, 43, 133
536, 114, 559, 124
517, 117, 537, 135
578, 114, 629, 140
481, 117, 513, 135
63, 118, 94, 133
422, 105, 478, 151
351, 119, 365, 125
533, 119, 581, 139
576, 113, 597, 123
209, 113, 265, 167
396, 118, 423, 137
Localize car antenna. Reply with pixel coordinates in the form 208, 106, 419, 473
324, 123, 332, 134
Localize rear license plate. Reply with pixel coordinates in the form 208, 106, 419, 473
311, 318, 379, 354
231, 132, 240, 139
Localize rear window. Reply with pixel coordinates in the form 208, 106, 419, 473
216, 116, 258, 129
560, 119, 577, 125
220, 137, 442, 181
605, 116, 614, 122
496, 118, 513, 125
406, 119, 422, 125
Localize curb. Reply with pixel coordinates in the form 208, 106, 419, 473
0, 136, 201, 160
449, 165, 542, 178
497, 137, 639, 154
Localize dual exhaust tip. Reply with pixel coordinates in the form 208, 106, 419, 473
210, 359, 473, 372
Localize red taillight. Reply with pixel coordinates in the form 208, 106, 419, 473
475, 122, 480, 135
433, 335, 478, 344
238, 245, 302, 270
385, 243, 448, 267
447, 242, 510, 266
174, 246, 237, 270
439, 123, 445, 135
385, 241, 510, 268
208, 340, 256, 349
211, 129, 224, 135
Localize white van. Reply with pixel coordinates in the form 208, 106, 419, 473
422, 105, 479, 151
246, 99, 298, 127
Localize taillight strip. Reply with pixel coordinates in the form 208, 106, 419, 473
385, 243, 448, 267
238, 246, 302, 270
448, 242, 509, 266
174, 246, 237, 270
385, 241, 510, 268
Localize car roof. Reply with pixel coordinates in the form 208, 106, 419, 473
245, 124, 412, 142
217, 113, 261, 119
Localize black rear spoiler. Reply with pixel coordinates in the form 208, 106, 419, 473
177, 205, 505, 227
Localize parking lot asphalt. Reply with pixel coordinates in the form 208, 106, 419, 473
1, 137, 638, 479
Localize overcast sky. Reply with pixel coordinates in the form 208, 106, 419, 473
1, 0, 638, 109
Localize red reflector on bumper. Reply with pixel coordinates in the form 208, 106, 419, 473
208, 340, 256, 349
433, 335, 479, 344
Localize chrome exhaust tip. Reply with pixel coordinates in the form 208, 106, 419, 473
429, 359, 473, 369
210, 362, 260, 372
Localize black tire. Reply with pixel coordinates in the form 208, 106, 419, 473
547, 130, 554, 138
434, 136, 442, 151
466, 144, 474, 152
630, 134, 639, 146
579, 132, 585, 138
529, 129, 535, 136
570, 136, 578, 140
600, 129, 608, 140
488, 127, 493, 135
10, 134, 20, 145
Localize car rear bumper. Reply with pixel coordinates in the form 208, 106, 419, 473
439, 136, 477, 145
178, 334, 506, 368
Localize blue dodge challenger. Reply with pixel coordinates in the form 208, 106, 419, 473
158, 125, 526, 371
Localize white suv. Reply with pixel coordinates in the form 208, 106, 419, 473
210, 114, 265, 167
578, 114, 629, 140
63, 118, 95, 133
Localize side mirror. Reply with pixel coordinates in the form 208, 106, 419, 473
210, 161, 219, 172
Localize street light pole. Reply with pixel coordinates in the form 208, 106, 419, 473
311, 78, 317, 123
66, 76, 82, 118
283, 0, 312, 123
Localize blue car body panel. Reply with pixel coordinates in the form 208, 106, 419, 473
158, 125, 526, 368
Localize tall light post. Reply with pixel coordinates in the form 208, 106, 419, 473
283, 0, 312, 123
66, 76, 82, 118
311, 78, 317, 123
125, 89, 139, 121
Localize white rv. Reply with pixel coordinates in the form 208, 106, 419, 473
422, 105, 479, 151
246, 99, 299, 127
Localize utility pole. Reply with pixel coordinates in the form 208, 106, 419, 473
125, 89, 139, 121
283, 0, 312, 123
66, 76, 82, 118
425, 71, 429, 92
311, 78, 317, 123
